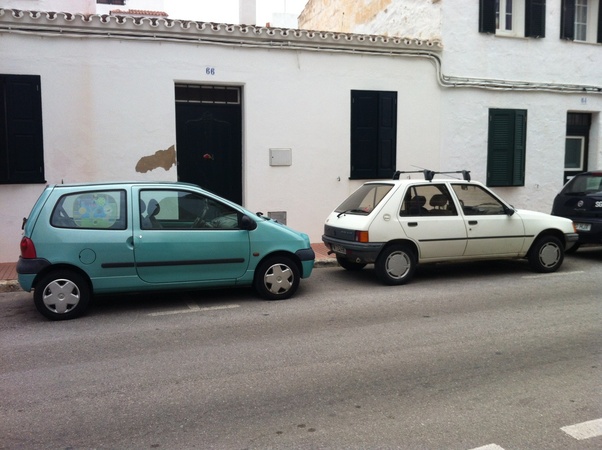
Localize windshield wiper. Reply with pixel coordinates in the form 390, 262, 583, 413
337, 209, 368, 218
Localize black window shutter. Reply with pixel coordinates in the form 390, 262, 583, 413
479, 0, 496, 33
1, 75, 45, 184
560, 0, 575, 40
350, 90, 397, 180
598, 0, 602, 43
487, 109, 527, 187
351, 91, 379, 179
377, 92, 397, 178
525, 0, 546, 37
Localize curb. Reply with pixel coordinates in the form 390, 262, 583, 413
314, 258, 338, 268
0, 280, 21, 293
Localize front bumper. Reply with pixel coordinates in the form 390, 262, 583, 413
565, 232, 580, 248
322, 235, 384, 264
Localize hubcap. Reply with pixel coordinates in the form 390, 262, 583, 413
42, 279, 80, 314
386, 251, 411, 279
539, 243, 560, 268
264, 264, 293, 295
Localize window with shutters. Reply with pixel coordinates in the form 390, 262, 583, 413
350, 90, 397, 180
0, 75, 45, 184
561, 0, 602, 43
479, 0, 546, 38
487, 109, 527, 187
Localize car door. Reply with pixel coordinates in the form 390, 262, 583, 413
397, 184, 467, 260
133, 187, 250, 284
450, 184, 525, 257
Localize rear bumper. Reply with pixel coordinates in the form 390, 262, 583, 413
16, 257, 50, 291
322, 235, 384, 264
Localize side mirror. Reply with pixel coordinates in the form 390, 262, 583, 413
241, 215, 257, 230
505, 206, 515, 216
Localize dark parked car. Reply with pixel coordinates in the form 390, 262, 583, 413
552, 171, 602, 252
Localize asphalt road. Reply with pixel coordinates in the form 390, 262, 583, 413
1, 249, 601, 449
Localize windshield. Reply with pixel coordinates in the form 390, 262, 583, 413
335, 184, 393, 215
562, 173, 602, 195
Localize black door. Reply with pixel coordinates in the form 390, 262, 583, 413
175, 85, 242, 204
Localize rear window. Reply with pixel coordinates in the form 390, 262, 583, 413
562, 173, 602, 195
51, 190, 127, 229
335, 184, 393, 215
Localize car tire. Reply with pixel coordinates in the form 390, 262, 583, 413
375, 244, 416, 285
336, 255, 366, 271
33, 270, 91, 320
254, 256, 300, 300
528, 235, 564, 273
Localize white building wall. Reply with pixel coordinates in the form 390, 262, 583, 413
439, 1, 601, 211
300, 0, 602, 213
0, 24, 440, 262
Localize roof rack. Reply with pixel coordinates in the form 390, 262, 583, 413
392, 169, 471, 182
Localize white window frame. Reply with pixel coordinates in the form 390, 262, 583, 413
574, 0, 600, 43
496, 0, 526, 37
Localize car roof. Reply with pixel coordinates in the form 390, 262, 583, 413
47, 181, 201, 189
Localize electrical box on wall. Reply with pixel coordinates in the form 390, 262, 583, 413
269, 148, 292, 166
268, 211, 287, 225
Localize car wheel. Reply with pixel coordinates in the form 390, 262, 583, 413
565, 242, 581, 254
254, 256, 300, 300
375, 244, 416, 285
336, 255, 366, 271
33, 270, 91, 320
528, 236, 564, 273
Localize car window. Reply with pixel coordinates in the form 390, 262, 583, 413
562, 174, 602, 194
51, 190, 126, 229
399, 184, 457, 217
451, 184, 506, 215
335, 184, 393, 215
140, 190, 240, 230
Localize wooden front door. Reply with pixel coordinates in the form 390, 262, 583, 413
175, 85, 242, 204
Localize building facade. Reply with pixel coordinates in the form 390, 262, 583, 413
0, 6, 442, 262
1, 1, 600, 263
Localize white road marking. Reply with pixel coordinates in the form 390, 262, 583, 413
561, 418, 602, 440
148, 304, 240, 316
469, 444, 505, 450
522, 270, 584, 279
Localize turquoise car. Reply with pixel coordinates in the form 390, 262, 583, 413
18, 182, 315, 320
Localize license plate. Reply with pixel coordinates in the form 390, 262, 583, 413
331, 244, 346, 254
575, 223, 591, 231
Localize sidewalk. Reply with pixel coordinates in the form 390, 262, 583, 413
0, 243, 336, 292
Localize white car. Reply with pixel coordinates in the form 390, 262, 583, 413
323, 170, 578, 285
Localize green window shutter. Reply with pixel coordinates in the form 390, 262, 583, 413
1, 75, 45, 184
479, 0, 496, 33
525, 0, 546, 37
513, 110, 527, 186
487, 109, 527, 187
350, 90, 397, 180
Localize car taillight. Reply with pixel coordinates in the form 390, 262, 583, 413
20, 237, 37, 259
355, 231, 369, 242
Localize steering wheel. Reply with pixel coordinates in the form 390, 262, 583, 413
191, 199, 210, 228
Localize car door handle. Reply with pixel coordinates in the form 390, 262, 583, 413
468, 220, 478, 225
408, 222, 418, 227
